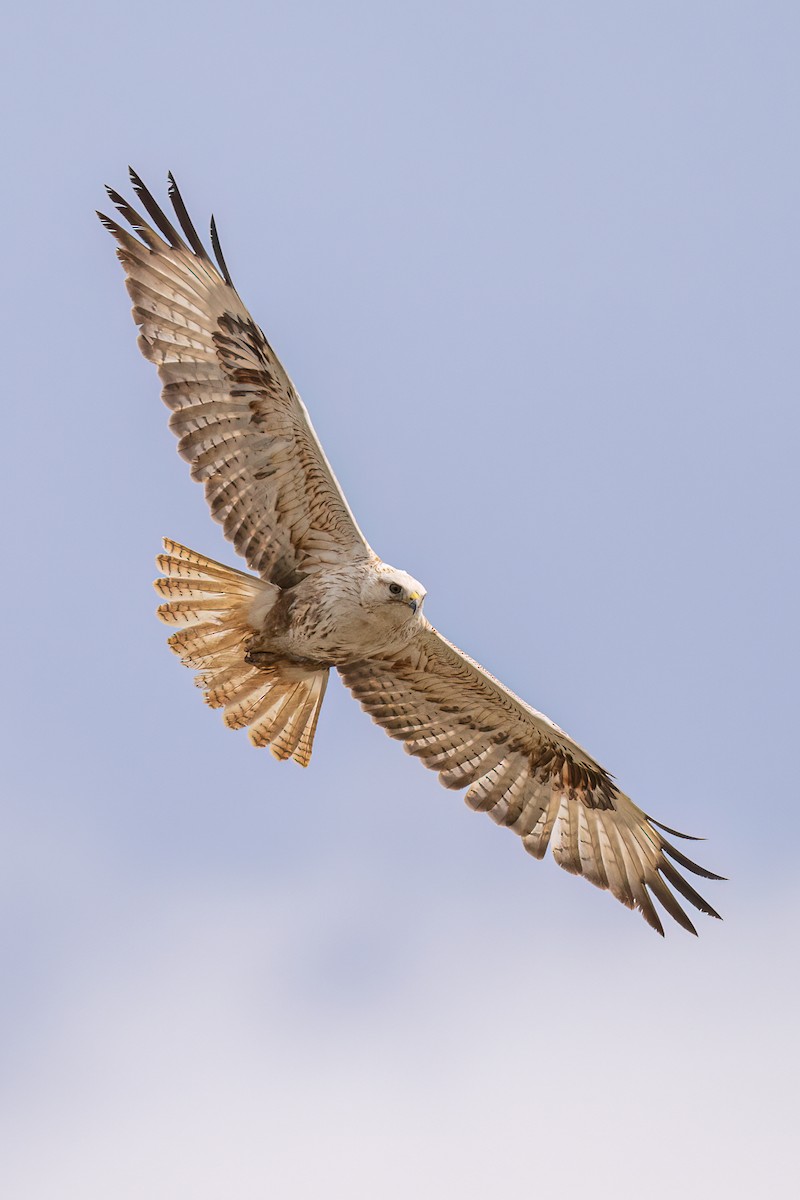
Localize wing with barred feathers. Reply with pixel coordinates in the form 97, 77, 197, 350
339, 625, 723, 935
98, 170, 373, 588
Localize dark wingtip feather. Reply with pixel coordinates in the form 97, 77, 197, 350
210, 214, 234, 286
102, 186, 163, 249
648, 816, 704, 841
105, 185, 127, 208
648, 874, 699, 935
96, 209, 140, 248
167, 171, 210, 263
128, 166, 153, 200
660, 859, 723, 921
128, 168, 183, 248
635, 888, 665, 936
661, 837, 727, 882
647, 915, 666, 938
127, 166, 147, 196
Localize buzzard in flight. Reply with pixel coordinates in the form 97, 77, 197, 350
99, 171, 723, 935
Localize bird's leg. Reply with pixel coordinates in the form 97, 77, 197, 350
240, 628, 278, 669
244, 647, 282, 669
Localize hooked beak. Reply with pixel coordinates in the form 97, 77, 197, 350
408, 592, 421, 614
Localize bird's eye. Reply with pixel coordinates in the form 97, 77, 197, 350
388, 582, 403, 596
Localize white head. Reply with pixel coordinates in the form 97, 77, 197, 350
364, 561, 427, 618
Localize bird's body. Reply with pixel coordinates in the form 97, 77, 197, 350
100, 171, 723, 935
247, 559, 426, 669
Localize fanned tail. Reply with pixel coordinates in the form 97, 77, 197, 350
155, 539, 328, 766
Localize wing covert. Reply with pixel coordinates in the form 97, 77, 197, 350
99, 170, 373, 587
339, 626, 723, 935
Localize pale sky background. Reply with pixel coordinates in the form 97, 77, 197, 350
2, 2, 798, 1197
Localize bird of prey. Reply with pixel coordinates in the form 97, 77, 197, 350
99, 170, 723, 936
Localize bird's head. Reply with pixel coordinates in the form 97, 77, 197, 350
368, 562, 427, 617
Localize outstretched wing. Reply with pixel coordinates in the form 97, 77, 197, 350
99, 170, 373, 588
340, 626, 723, 935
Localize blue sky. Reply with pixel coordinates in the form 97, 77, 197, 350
2, 2, 798, 1196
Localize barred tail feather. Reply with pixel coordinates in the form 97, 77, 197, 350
249, 671, 328, 766
155, 538, 328, 766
